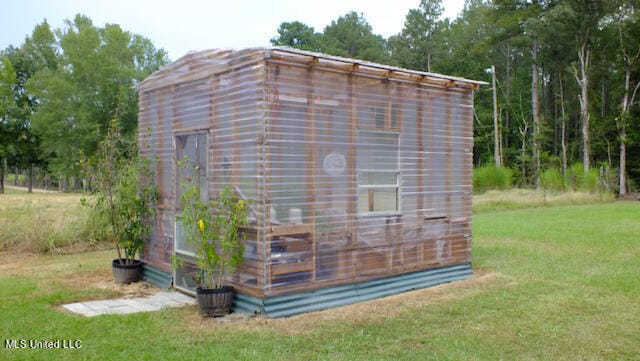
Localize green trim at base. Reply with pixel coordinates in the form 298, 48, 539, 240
145, 263, 473, 318
234, 263, 473, 318
142, 265, 172, 289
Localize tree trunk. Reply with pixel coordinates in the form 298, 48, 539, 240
559, 71, 568, 180
28, 164, 34, 193
573, 43, 591, 173
492, 65, 501, 167
618, 68, 640, 197
531, 38, 541, 188
0, 157, 4, 194
620, 128, 626, 196
505, 43, 511, 151
520, 121, 528, 182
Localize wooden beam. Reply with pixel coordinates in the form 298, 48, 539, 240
346, 74, 357, 278
305, 66, 317, 282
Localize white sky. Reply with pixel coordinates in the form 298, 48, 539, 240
1, 0, 465, 61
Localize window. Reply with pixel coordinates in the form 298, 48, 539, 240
357, 103, 401, 131
356, 131, 401, 216
175, 131, 208, 208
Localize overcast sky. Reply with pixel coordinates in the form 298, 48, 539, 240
1, 0, 465, 61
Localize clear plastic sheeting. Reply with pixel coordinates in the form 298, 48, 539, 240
137, 47, 482, 298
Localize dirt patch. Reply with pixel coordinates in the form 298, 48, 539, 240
0, 250, 159, 299
58, 268, 160, 298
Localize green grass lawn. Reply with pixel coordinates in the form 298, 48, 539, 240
1, 199, 639, 360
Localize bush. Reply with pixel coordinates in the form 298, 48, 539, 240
568, 163, 601, 193
539, 168, 565, 191
473, 165, 513, 193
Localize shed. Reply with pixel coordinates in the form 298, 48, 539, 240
137, 47, 483, 317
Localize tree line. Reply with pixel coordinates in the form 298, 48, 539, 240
2, 1, 639, 195
271, 0, 640, 196
0, 14, 168, 192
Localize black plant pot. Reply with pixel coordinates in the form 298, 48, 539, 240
196, 286, 234, 317
112, 259, 143, 284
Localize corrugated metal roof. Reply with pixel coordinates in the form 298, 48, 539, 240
269, 47, 488, 87
137, 47, 487, 92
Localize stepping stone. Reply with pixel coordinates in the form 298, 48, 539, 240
62, 291, 195, 317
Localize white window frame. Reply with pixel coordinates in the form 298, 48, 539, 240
356, 130, 402, 217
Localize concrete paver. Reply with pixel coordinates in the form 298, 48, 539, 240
62, 291, 195, 317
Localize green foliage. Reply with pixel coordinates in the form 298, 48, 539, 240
321, 11, 390, 63
21, 15, 168, 180
271, 12, 389, 63
270, 21, 321, 51
179, 171, 250, 289
473, 165, 513, 193
82, 118, 158, 264
388, 0, 445, 72
539, 167, 565, 191
567, 162, 601, 193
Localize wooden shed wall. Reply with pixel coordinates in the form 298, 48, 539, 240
138, 51, 267, 287
257, 59, 473, 297
138, 48, 474, 300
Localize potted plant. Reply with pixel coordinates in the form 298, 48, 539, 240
179, 176, 249, 317
84, 118, 158, 283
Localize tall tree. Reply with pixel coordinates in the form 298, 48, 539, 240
564, 0, 607, 173
0, 56, 17, 193
321, 11, 389, 63
26, 15, 168, 185
0, 21, 58, 192
611, 1, 640, 196
270, 21, 320, 51
389, 0, 444, 72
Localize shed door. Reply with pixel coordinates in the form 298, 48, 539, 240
173, 131, 208, 293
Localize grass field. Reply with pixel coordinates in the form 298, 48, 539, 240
0, 191, 638, 360
0, 190, 103, 253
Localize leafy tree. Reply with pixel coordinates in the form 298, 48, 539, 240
320, 11, 390, 63
388, 0, 445, 72
560, 0, 609, 172
25, 14, 168, 187
0, 21, 56, 192
270, 21, 321, 51
0, 56, 17, 193
609, 0, 640, 195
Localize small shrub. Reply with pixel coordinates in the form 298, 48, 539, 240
567, 163, 602, 193
473, 165, 513, 194
540, 168, 565, 191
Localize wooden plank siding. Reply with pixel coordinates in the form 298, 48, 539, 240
137, 47, 483, 299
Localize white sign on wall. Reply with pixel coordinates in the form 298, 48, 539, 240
323, 152, 346, 176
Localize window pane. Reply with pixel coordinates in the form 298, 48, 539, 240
356, 132, 398, 170
358, 171, 397, 186
357, 189, 371, 213
372, 189, 398, 212
357, 188, 398, 213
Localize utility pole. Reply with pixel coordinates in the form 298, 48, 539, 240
492, 65, 501, 167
